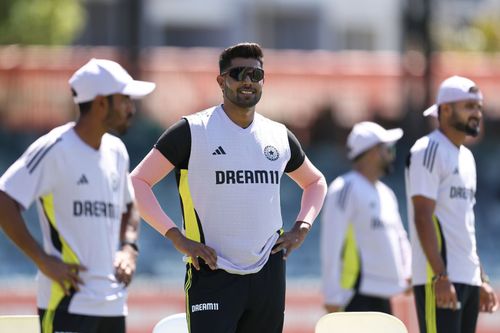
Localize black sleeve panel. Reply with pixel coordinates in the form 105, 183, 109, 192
285, 128, 306, 173
154, 119, 191, 169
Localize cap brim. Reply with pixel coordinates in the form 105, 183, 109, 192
122, 80, 156, 99
380, 128, 404, 145
423, 104, 438, 117
347, 128, 403, 160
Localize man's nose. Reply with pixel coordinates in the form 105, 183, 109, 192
242, 74, 252, 83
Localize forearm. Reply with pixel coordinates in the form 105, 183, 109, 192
415, 215, 446, 275
295, 175, 327, 225
130, 176, 176, 235
0, 191, 47, 266
120, 202, 140, 245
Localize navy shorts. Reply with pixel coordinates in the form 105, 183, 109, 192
413, 283, 479, 333
345, 293, 392, 314
38, 308, 125, 333
185, 251, 286, 333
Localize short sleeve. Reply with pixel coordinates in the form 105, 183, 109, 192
0, 136, 60, 209
407, 142, 441, 200
284, 129, 306, 173
154, 119, 191, 169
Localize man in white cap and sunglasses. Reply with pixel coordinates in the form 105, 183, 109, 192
0, 58, 155, 333
321, 121, 412, 315
405, 75, 498, 333
131, 42, 327, 333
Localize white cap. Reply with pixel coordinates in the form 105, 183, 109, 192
423, 75, 482, 117
347, 121, 403, 160
69, 58, 156, 104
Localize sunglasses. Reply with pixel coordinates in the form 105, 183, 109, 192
222, 67, 264, 82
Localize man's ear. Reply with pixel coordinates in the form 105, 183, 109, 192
91, 95, 109, 117
93, 95, 107, 107
216, 75, 225, 91
441, 103, 453, 115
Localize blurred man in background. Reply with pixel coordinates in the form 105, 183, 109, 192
131, 42, 327, 333
406, 75, 498, 333
321, 121, 412, 314
0, 58, 155, 333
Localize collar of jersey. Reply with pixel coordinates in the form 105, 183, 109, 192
217, 104, 257, 134
434, 129, 461, 151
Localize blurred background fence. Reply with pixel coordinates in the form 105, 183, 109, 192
1, 47, 500, 333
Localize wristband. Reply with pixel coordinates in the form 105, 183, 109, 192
432, 272, 448, 283
121, 240, 139, 253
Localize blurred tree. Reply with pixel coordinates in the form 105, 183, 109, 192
436, 14, 500, 53
473, 15, 500, 53
0, 0, 85, 45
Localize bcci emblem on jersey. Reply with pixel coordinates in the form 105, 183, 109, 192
263, 145, 279, 161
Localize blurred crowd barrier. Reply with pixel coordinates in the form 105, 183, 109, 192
1, 280, 499, 333
1, 47, 500, 332
1, 46, 500, 132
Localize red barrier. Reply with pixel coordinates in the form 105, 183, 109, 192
1, 280, 499, 333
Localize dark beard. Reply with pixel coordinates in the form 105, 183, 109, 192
454, 121, 480, 137
224, 85, 262, 108
464, 123, 480, 137
449, 107, 480, 137
383, 162, 395, 176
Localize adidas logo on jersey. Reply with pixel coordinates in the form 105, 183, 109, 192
212, 146, 226, 155
77, 174, 89, 185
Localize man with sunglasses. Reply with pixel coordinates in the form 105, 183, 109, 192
321, 121, 412, 315
406, 76, 498, 333
131, 42, 327, 332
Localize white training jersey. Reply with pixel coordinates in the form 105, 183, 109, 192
321, 171, 412, 307
155, 105, 305, 274
405, 129, 481, 286
0, 123, 134, 316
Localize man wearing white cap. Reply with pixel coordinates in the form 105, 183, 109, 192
406, 75, 498, 333
321, 121, 412, 314
0, 58, 155, 333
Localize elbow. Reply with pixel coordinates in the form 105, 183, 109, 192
318, 174, 327, 191
306, 172, 327, 191
316, 174, 328, 200
130, 174, 151, 190
306, 173, 328, 206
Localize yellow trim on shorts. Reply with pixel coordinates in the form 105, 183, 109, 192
424, 215, 443, 333
340, 224, 360, 289
184, 265, 193, 333
40, 194, 80, 333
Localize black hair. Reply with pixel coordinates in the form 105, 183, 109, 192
72, 88, 92, 115
72, 88, 113, 115
351, 147, 372, 162
219, 42, 264, 74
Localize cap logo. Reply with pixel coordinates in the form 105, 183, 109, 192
469, 86, 479, 94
